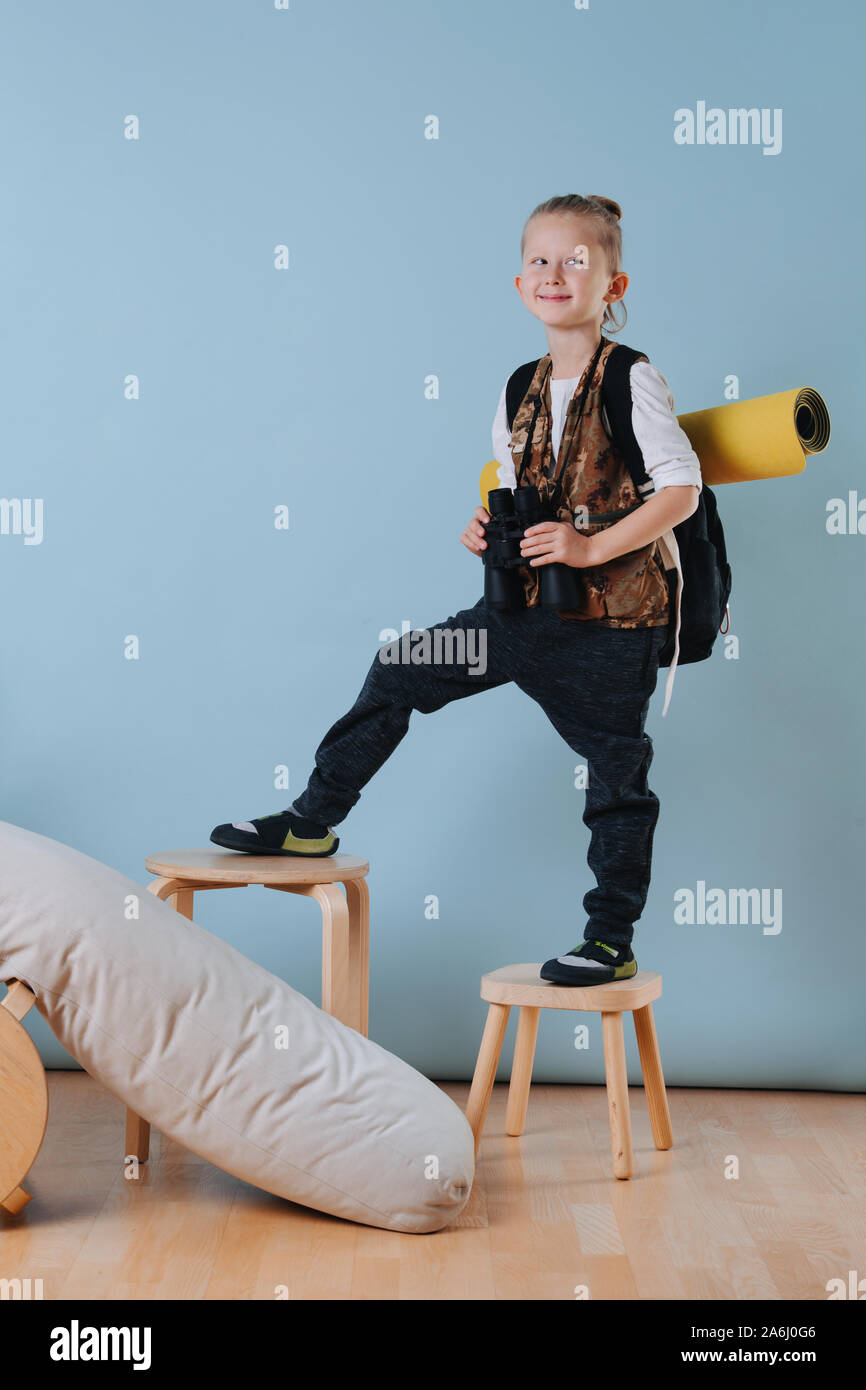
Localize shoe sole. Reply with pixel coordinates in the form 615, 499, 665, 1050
209, 829, 340, 857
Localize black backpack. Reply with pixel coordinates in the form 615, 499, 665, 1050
505, 344, 732, 668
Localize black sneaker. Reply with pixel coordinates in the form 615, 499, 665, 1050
210, 809, 339, 857
539, 939, 637, 986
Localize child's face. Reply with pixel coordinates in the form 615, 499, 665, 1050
515, 213, 627, 331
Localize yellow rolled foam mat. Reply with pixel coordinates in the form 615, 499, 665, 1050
479, 459, 502, 513
676, 387, 830, 486
479, 386, 830, 506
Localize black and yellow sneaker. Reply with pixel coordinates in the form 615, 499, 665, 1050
210, 809, 339, 857
539, 939, 637, 986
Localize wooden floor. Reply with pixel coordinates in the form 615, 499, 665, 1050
2, 1073, 863, 1300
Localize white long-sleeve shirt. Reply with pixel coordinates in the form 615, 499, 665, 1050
491, 360, 702, 717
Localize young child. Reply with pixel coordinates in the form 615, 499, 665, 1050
211, 193, 702, 987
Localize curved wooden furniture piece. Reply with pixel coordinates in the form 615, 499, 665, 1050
465, 964, 673, 1180
0, 980, 49, 1215
124, 849, 371, 1164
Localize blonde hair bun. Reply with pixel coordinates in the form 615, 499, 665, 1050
586, 195, 622, 222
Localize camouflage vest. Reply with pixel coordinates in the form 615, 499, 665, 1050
510, 336, 671, 627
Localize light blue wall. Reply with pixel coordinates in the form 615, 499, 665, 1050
4, 0, 864, 1088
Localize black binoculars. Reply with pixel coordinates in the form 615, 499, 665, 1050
481, 485, 584, 612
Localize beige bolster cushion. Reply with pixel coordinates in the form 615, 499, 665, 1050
0, 821, 473, 1233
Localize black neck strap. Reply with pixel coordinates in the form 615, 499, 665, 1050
516, 334, 606, 495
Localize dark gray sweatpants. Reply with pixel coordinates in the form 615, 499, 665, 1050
291, 596, 669, 949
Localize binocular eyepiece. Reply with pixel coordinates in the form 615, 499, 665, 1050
481, 485, 584, 612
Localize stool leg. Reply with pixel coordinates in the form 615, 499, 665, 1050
633, 1002, 674, 1151
465, 1003, 510, 1157
1, 1185, 32, 1215
601, 1011, 633, 1180
146, 876, 193, 904
310, 883, 358, 1032
125, 1110, 150, 1164
342, 877, 370, 1038
124, 879, 198, 1161
267, 882, 363, 1033
167, 888, 195, 919
1, 980, 37, 1021
505, 1006, 539, 1138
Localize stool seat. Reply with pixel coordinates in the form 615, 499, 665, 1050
467, 960, 674, 1180
481, 963, 662, 1012
145, 848, 369, 885
0, 981, 48, 1215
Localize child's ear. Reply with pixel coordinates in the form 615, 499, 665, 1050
514, 274, 522, 293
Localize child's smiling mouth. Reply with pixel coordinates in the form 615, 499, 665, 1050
538, 293, 571, 301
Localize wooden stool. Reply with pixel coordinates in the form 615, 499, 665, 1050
465, 964, 673, 1179
124, 848, 370, 1164
0, 981, 49, 1215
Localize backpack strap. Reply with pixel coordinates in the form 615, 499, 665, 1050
599, 343, 656, 500
505, 359, 541, 432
